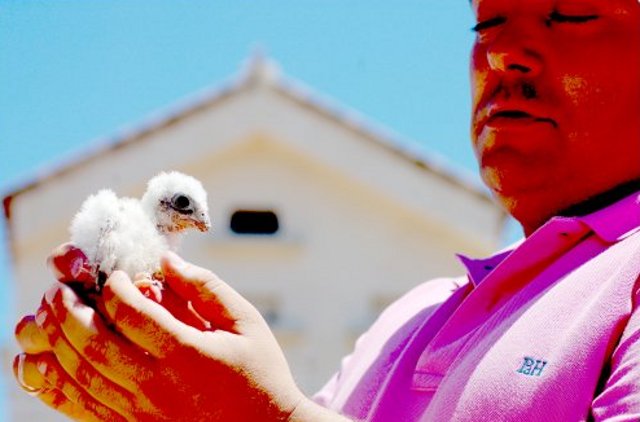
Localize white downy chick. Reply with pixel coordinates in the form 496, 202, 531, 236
70, 171, 210, 290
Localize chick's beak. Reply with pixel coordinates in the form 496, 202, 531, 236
193, 212, 211, 232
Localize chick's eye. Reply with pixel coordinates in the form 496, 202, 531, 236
172, 195, 191, 210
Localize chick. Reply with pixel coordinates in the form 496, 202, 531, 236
69, 171, 211, 296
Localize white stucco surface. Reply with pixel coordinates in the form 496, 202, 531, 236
4, 63, 505, 420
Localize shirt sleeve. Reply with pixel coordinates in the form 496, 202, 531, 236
312, 337, 361, 408
312, 277, 467, 411
591, 276, 640, 420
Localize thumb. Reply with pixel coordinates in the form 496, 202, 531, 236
161, 252, 260, 333
47, 243, 94, 284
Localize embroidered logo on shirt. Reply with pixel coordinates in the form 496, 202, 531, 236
516, 357, 547, 377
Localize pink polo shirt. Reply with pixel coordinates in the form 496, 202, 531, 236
314, 193, 640, 421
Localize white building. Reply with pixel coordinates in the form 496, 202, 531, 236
2, 56, 507, 420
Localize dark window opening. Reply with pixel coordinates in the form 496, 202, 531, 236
230, 210, 279, 235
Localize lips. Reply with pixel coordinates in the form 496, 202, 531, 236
487, 109, 558, 128
478, 102, 558, 132
492, 110, 533, 120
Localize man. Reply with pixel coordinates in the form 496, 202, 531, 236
13, 0, 640, 420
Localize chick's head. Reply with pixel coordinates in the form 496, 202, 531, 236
141, 171, 211, 233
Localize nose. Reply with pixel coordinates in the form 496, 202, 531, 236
485, 25, 542, 77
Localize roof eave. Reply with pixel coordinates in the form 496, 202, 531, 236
2, 56, 497, 209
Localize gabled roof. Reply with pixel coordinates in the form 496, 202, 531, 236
2, 54, 494, 221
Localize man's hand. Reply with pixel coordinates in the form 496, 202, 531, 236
14, 249, 348, 421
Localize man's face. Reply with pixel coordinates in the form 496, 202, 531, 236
470, 0, 640, 234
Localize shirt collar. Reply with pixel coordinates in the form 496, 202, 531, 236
456, 249, 514, 287
457, 191, 640, 286
577, 192, 640, 243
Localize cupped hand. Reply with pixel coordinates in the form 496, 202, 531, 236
16, 252, 307, 421
14, 243, 130, 420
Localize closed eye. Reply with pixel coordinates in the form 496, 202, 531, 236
548, 11, 599, 24
471, 16, 506, 33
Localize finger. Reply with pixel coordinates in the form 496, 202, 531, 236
132, 277, 210, 329
159, 285, 211, 331
102, 271, 206, 358
15, 314, 51, 354
37, 305, 139, 417
161, 252, 258, 332
13, 353, 48, 393
36, 387, 92, 420
14, 353, 127, 421
43, 283, 154, 391
37, 387, 114, 422
132, 275, 209, 329
47, 243, 94, 284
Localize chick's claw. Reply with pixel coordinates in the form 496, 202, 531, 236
133, 275, 164, 303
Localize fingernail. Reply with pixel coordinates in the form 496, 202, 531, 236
14, 353, 41, 396
17, 353, 36, 391
69, 258, 82, 279
37, 360, 47, 375
16, 354, 27, 385
35, 309, 47, 327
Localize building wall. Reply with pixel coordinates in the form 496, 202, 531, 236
184, 138, 487, 393
4, 83, 504, 419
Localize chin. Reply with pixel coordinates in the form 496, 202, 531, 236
488, 182, 563, 236
498, 196, 552, 236
482, 165, 550, 197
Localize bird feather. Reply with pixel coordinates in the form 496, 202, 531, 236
69, 172, 210, 290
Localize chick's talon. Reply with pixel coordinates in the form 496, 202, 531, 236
133, 272, 153, 282
152, 270, 165, 282
133, 278, 164, 303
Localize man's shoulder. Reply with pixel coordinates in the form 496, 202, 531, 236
591, 224, 640, 277
384, 277, 467, 315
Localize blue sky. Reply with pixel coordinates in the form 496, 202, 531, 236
0, 1, 505, 416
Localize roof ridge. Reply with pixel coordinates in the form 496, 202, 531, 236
1, 54, 490, 205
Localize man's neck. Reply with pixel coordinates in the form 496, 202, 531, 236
558, 179, 640, 218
